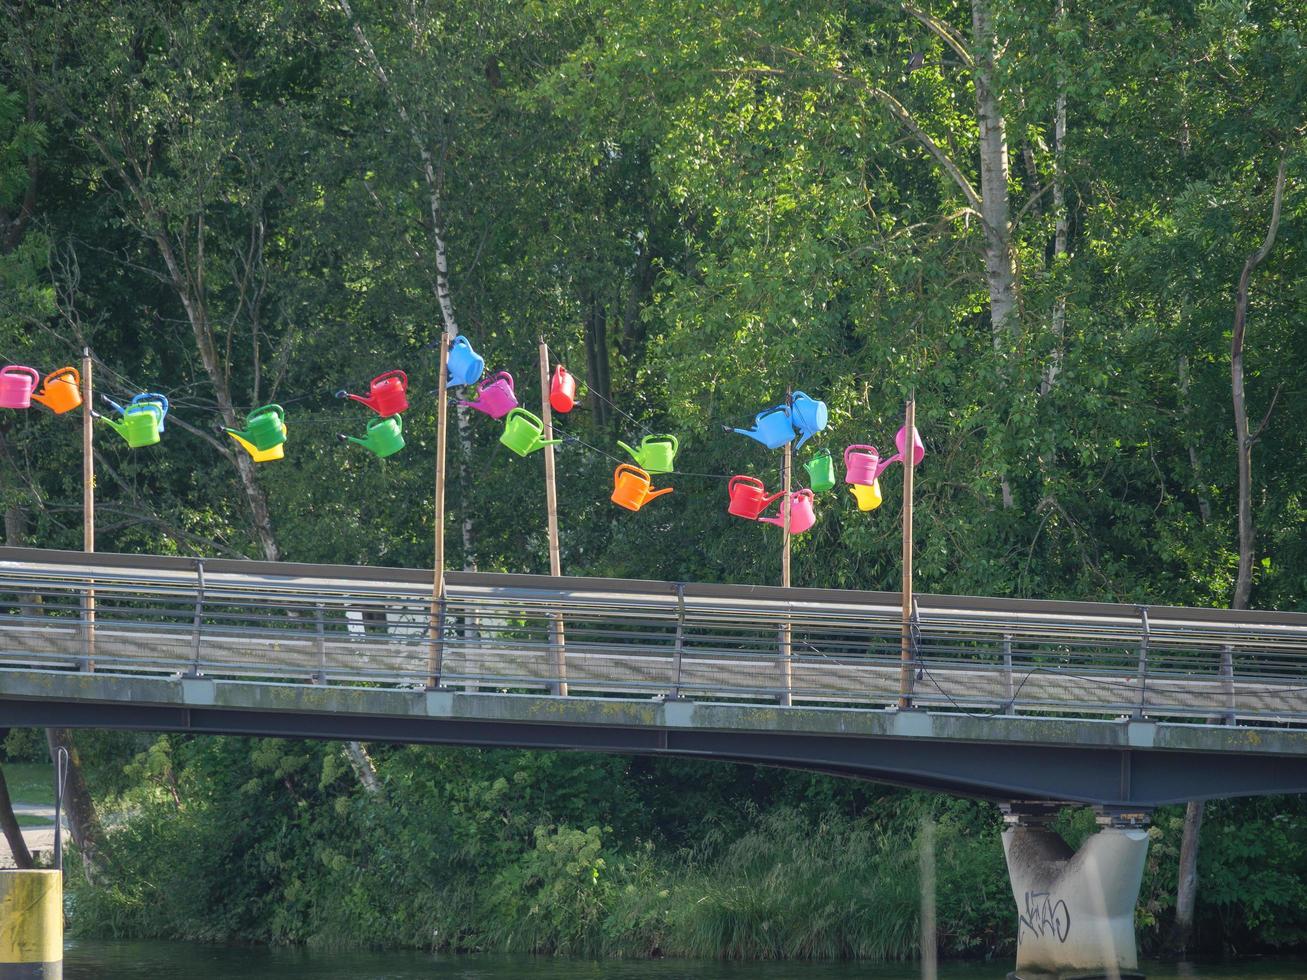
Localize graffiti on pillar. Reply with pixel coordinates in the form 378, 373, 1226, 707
1019, 891, 1070, 943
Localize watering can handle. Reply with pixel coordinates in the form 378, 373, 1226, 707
134, 392, 169, 415
646, 433, 678, 453
2, 365, 40, 385
374, 369, 407, 389
728, 475, 759, 494
844, 444, 877, 468
451, 335, 469, 349
251, 403, 285, 420
44, 367, 79, 386
615, 463, 646, 482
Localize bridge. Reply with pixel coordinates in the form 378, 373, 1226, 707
2, 545, 1307, 979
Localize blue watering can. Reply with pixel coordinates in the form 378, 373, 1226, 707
446, 335, 484, 388
730, 405, 794, 450
104, 392, 170, 432
790, 391, 828, 449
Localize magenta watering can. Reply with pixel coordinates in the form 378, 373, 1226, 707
0, 366, 40, 409
459, 371, 518, 419
729, 405, 794, 450
758, 489, 817, 535
868, 426, 926, 477
844, 445, 881, 485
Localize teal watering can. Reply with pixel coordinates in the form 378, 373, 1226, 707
224, 405, 286, 453
790, 392, 828, 449
616, 434, 678, 474
99, 399, 164, 448
730, 405, 794, 450
341, 414, 405, 458
446, 335, 485, 388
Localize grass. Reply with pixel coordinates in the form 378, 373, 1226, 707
16, 814, 52, 828
3, 763, 55, 806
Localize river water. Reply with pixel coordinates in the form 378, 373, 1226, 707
61, 940, 1307, 978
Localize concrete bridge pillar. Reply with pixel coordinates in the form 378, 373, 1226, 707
1001, 805, 1151, 980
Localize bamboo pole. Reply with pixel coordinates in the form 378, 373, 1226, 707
538, 342, 567, 696
81, 349, 95, 672
779, 389, 793, 706
898, 398, 916, 708
428, 333, 450, 688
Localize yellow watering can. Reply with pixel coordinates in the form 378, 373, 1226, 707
850, 480, 883, 511
228, 423, 288, 462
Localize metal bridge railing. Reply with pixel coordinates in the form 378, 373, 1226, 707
0, 548, 1304, 724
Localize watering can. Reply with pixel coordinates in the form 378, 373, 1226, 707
225, 405, 287, 453
616, 433, 678, 474
611, 463, 673, 512
844, 444, 881, 485
0, 366, 40, 409
550, 364, 577, 414
758, 488, 817, 535
804, 449, 836, 492
727, 475, 781, 521
30, 367, 82, 414
500, 408, 562, 457
446, 335, 485, 388
342, 370, 408, 417
99, 401, 164, 448
127, 393, 170, 431
459, 371, 518, 419
790, 392, 829, 449
893, 424, 925, 467
850, 481, 883, 512
341, 414, 405, 459
230, 423, 289, 463
729, 405, 794, 450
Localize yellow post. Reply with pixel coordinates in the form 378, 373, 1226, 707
0, 870, 61, 978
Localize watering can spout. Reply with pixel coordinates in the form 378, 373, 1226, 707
99, 416, 127, 438
616, 440, 638, 461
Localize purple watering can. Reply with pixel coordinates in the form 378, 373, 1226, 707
459, 371, 518, 419
730, 404, 794, 450
758, 489, 817, 535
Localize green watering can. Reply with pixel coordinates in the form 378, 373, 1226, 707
341, 414, 405, 459
99, 402, 164, 448
616, 433, 678, 474
225, 404, 286, 452
500, 408, 562, 457
804, 448, 836, 492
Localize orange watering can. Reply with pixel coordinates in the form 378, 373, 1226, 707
0, 366, 40, 409
550, 364, 577, 414
758, 489, 817, 535
30, 367, 82, 414
340, 370, 408, 417
611, 464, 673, 512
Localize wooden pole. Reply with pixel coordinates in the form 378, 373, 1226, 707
898, 398, 916, 708
428, 333, 450, 688
779, 389, 793, 706
538, 342, 567, 696
81, 349, 94, 672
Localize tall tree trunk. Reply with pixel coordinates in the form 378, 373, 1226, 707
1042, 0, 1068, 396
1172, 155, 1287, 954
45, 728, 107, 883
584, 292, 611, 429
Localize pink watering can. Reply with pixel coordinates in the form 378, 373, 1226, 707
844, 445, 882, 485
459, 371, 518, 419
758, 489, 817, 535
0, 366, 41, 409
870, 426, 926, 476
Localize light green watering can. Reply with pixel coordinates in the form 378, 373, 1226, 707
500, 408, 561, 457
341, 414, 405, 459
804, 448, 836, 492
225, 404, 286, 452
616, 433, 678, 474
99, 402, 164, 448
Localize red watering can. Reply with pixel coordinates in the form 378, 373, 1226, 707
550, 364, 577, 414
340, 370, 408, 417
30, 367, 82, 414
611, 464, 673, 512
0, 366, 40, 409
727, 475, 782, 521
758, 489, 817, 535
844, 445, 881, 485
459, 371, 518, 419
